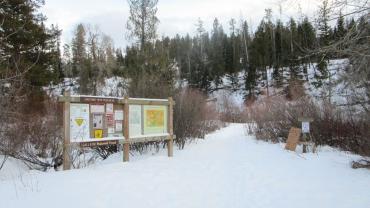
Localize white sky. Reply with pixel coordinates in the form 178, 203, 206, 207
40, 0, 321, 48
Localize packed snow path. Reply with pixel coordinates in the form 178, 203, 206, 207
1, 124, 370, 208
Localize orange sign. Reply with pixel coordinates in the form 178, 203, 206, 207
146, 110, 164, 127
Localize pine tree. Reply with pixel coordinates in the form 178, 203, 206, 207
0, 0, 61, 111
335, 11, 346, 40
273, 20, 284, 88
125, 0, 175, 97
71, 24, 91, 93
126, 0, 159, 52
317, 0, 331, 47
196, 18, 206, 60
210, 18, 225, 88
227, 18, 241, 91
289, 18, 298, 55
315, 0, 331, 88
298, 17, 316, 51
240, 20, 250, 68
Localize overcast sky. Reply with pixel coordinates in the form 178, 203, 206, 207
40, 0, 321, 49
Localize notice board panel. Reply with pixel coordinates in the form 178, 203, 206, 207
143, 105, 168, 135
70, 103, 90, 142
129, 105, 142, 137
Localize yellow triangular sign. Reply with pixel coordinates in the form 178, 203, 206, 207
75, 118, 84, 126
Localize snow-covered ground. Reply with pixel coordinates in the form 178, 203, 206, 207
1, 124, 369, 208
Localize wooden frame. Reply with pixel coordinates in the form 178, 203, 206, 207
59, 92, 175, 170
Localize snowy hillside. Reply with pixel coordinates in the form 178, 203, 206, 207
211, 59, 351, 108
44, 59, 350, 111
1, 124, 369, 208
44, 77, 128, 97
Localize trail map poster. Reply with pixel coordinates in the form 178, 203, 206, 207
143, 105, 167, 135
129, 105, 142, 137
70, 103, 90, 142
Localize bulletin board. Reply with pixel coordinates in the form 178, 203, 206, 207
59, 94, 175, 170
67, 97, 125, 143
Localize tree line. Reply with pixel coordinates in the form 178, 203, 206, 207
2, 0, 368, 110
60, 1, 363, 103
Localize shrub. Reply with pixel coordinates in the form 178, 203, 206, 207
249, 96, 370, 156
0, 98, 64, 171
217, 91, 246, 123
174, 88, 220, 149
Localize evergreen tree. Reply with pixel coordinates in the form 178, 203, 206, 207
71, 24, 90, 93
126, 0, 159, 51
335, 11, 346, 40
240, 20, 250, 69
272, 20, 284, 88
298, 17, 316, 51
289, 18, 298, 55
317, 0, 331, 47
125, 0, 175, 97
315, 0, 331, 88
227, 18, 241, 91
0, 0, 61, 112
210, 18, 225, 88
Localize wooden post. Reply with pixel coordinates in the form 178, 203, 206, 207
123, 97, 130, 162
298, 117, 313, 154
63, 91, 71, 170
302, 133, 307, 153
167, 97, 174, 157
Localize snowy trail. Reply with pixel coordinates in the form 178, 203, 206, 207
1, 124, 370, 208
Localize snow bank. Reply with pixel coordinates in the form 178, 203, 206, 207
0, 124, 369, 208
0, 156, 29, 181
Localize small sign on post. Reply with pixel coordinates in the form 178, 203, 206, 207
301, 121, 310, 133
298, 117, 314, 153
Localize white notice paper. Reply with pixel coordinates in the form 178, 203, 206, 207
114, 110, 124, 120
91, 104, 105, 113
115, 120, 123, 132
106, 103, 114, 113
129, 105, 142, 137
108, 127, 115, 134
93, 114, 103, 129
302, 122, 310, 133
70, 103, 90, 142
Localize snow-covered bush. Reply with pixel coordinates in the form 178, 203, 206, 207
249, 96, 370, 156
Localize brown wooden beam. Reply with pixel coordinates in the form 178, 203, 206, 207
63, 91, 71, 170
167, 97, 174, 157
123, 97, 130, 162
